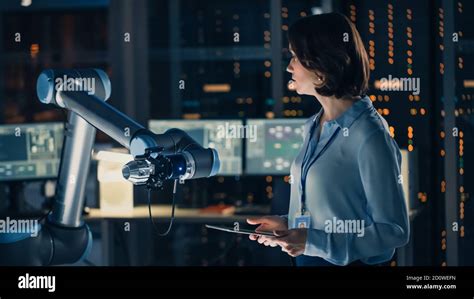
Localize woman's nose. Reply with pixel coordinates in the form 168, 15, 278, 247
286, 63, 293, 73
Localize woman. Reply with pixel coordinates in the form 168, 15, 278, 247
247, 13, 409, 266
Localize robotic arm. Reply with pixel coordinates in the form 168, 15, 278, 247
0, 69, 220, 265
37, 69, 220, 186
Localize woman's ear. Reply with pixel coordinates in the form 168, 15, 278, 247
313, 74, 325, 89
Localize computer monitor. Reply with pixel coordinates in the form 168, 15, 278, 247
148, 119, 243, 175
0, 122, 64, 181
245, 118, 306, 175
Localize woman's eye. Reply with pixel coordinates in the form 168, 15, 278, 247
285, 51, 298, 62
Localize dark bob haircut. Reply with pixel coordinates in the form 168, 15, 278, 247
288, 12, 370, 99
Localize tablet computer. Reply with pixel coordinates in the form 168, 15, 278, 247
205, 224, 275, 237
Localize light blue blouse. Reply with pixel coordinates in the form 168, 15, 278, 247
287, 96, 410, 266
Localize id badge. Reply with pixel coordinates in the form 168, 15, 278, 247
294, 211, 311, 228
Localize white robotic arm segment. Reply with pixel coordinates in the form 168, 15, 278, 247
37, 69, 220, 189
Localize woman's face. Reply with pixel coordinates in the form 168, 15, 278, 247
286, 45, 319, 96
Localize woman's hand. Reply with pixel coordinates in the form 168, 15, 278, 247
273, 229, 307, 257
246, 216, 288, 247
247, 216, 308, 257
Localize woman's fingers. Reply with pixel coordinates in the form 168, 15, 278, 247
247, 217, 266, 225
249, 228, 302, 255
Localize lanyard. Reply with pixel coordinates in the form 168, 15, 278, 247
299, 118, 318, 214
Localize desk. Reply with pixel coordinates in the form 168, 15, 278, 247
85, 204, 256, 223
84, 205, 269, 265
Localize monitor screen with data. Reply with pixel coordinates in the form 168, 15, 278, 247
0, 122, 64, 181
245, 118, 306, 175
